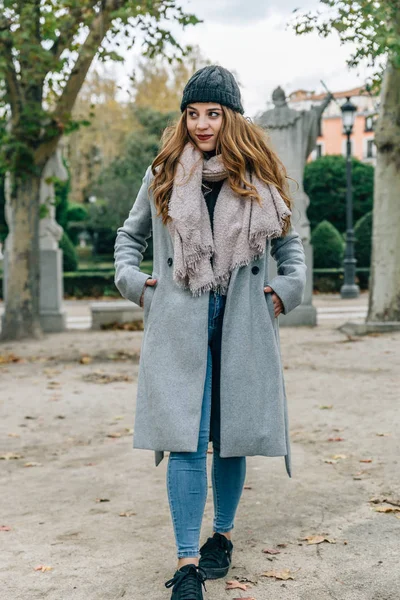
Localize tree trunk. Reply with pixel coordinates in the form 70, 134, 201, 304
1, 174, 42, 340
367, 61, 400, 322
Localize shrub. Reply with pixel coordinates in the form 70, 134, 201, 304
59, 232, 78, 272
311, 220, 344, 268
354, 211, 373, 267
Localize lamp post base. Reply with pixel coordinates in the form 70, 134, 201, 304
340, 283, 360, 299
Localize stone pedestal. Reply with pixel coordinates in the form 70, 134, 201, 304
39, 248, 66, 332
271, 240, 317, 327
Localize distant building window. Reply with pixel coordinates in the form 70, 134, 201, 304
316, 143, 323, 158
366, 139, 375, 159
365, 116, 374, 132
317, 118, 323, 137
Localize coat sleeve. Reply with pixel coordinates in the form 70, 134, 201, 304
268, 226, 307, 315
114, 166, 153, 306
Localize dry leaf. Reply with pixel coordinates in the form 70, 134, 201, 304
360, 458, 372, 463
374, 506, 400, 513
262, 548, 281, 555
83, 372, 132, 384
328, 437, 344, 442
24, 462, 42, 468
226, 581, 247, 591
34, 565, 52, 572
376, 432, 391, 437
8, 432, 20, 438
0, 525, 11, 531
47, 381, 61, 389
80, 355, 92, 365
107, 432, 122, 438
262, 569, 295, 580
369, 496, 400, 507
113, 416, 124, 421
0, 353, 22, 364
302, 535, 336, 544
332, 454, 347, 460
324, 459, 337, 464
319, 405, 333, 410
95, 498, 110, 503
0, 452, 23, 460
233, 598, 256, 600
276, 543, 287, 548
119, 511, 137, 517
244, 485, 253, 490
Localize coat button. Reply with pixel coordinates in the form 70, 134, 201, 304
167, 257, 173, 266
251, 265, 259, 274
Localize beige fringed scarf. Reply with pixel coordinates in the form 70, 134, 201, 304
166, 142, 291, 297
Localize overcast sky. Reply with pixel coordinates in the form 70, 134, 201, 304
109, 1, 373, 117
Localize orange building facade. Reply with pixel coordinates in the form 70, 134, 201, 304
288, 87, 378, 166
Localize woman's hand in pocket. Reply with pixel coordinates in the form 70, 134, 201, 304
139, 278, 157, 308
264, 285, 284, 317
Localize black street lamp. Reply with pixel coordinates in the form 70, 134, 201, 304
340, 96, 360, 299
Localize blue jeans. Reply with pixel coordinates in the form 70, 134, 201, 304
167, 291, 247, 558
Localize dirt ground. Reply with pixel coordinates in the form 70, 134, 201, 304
0, 320, 399, 600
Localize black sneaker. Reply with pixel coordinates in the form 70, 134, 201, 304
165, 564, 207, 600
198, 532, 233, 579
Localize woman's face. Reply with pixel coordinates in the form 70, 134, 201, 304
186, 102, 223, 152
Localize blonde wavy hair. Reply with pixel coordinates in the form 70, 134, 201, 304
150, 105, 292, 236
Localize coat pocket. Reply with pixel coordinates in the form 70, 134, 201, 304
264, 286, 276, 321
143, 274, 158, 326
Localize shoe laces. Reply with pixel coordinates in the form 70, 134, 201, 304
165, 564, 207, 596
200, 534, 231, 562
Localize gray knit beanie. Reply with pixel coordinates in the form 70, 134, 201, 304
180, 65, 244, 114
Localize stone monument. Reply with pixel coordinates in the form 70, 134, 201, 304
3, 144, 68, 332
256, 86, 333, 326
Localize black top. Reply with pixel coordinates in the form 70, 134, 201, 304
201, 149, 224, 234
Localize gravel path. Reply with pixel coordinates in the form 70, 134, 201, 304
1, 323, 399, 600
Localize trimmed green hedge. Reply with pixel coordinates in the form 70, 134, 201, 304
0, 266, 369, 299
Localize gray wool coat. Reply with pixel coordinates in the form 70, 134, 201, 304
114, 166, 307, 478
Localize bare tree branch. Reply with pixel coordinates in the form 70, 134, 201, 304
35, 0, 128, 165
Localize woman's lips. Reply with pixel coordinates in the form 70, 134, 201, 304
196, 134, 213, 141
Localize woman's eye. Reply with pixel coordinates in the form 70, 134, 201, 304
209, 112, 220, 117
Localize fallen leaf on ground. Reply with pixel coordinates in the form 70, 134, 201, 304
319, 405, 333, 410
262, 569, 295, 580
113, 416, 124, 420
302, 535, 336, 544
360, 458, 372, 463
374, 506, 400, 513
0, 452, 24, 460
34, 565, 52, 572
119, 511, 137, 517
332, 454, 347, 460
0, 525, 11, 531
226, 581, 247, 590
101, 321, 144, 331
8, 433, 20, 438
376, 432, 391, 437
47, 381, 61, 389
328, 437, 344, 442
244, 485, 252, 490
24, 462, 42, 467
107, 432, 122, 438
232, 598, 256, 600
0, 353, 22, 364
369, 496, 400, 507
80, 355, 92, 365
324, 459, 337, 464
262, 548, 281, 555
95, 498, 110, 503
276, 543, 287, 548
83, 372, 133, 384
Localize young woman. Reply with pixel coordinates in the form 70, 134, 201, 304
114, 65, 307, 600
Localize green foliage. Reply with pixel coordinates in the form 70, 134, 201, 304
304, 155, 374, 232
87, 107, 168, 255
0, 1, 200, 176
66, 203, 88, 223
55, 172, 71, 229
292, 0, 400, 87
354, 210, 373, 267
311, 220, 344, 268
59, 231, 78, 272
